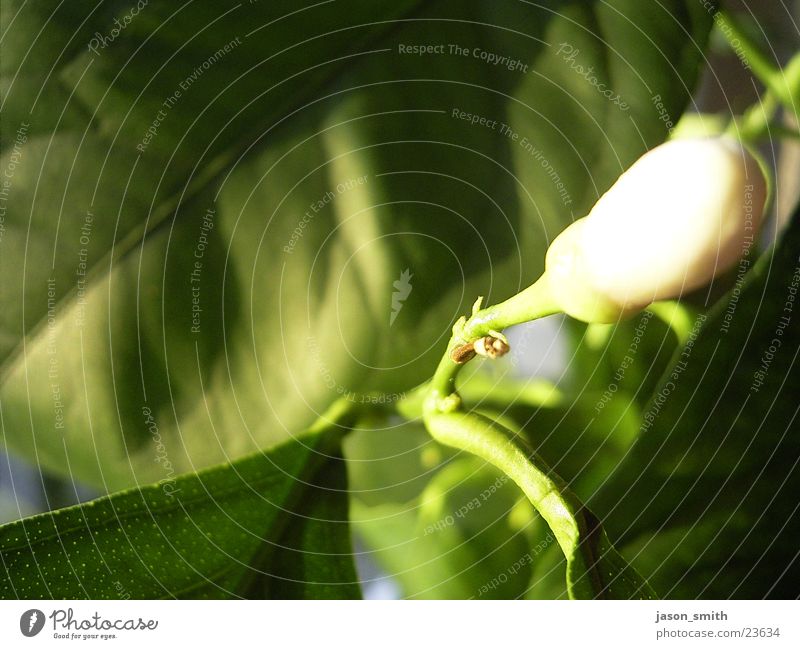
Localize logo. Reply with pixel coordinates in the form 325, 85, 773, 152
390, 268, 413, 326
20, 609, 45, 637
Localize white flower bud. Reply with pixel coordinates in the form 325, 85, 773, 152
544, 136, 767, 323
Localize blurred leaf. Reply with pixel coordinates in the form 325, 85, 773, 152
592, 204, 800, 598
344, 419, 443, 508
0, 431, 359, 599
565, 312, 680, 413
353, 458, 539, 599
490, 392, 642, 501
0, 1, 713, 490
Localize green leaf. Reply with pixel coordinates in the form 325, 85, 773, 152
0, 430, 360, 599
0, 0, 427, 490
0, 1, 713, 490
592, 204, 800, 598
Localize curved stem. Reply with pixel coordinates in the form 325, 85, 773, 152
423, 409, 655, 599
428, 275, 560, 409
647, 300, 700, 346
397, 374, 562, 420
463, 275, 561, 338
307, 396, 364, 434
425, 410, 580, 552
716, 11, 781, 95
716, 10, 800, 119
730, 89, 779, 142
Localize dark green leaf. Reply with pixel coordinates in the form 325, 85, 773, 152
0, 0, 427, 489
250, 453, 360, 599
593, 205, 800, 598
0, 431, 359, 599
0, 1, 713, 491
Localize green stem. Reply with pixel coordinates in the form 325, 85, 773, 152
717, 10, 800, 116
426, 410, 581, 554
646, 300, 699, 346
416, 240, 656, 597
398, 375, 563, 420
308, 396, 362, 433
460, 372, 564, 409
427, 275, 560, 410
423, 409, 655, 599
716, 11, 779, 93
782, 54, 800, 111
463, 275, 561, 339
770, 125, 800, 140
728, 65, 800, 144
730, 89, 779, 142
